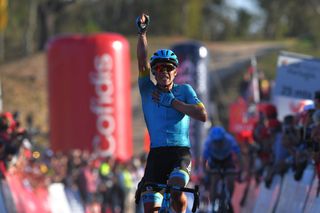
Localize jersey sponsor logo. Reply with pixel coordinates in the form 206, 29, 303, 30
90, 54, 116, 155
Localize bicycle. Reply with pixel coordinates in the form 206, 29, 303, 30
135, 182, 200, 213
206, 168, 239, 213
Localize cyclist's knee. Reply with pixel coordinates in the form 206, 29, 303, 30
169, 168, 190, 186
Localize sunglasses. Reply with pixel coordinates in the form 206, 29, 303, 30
152, 64, 176, 73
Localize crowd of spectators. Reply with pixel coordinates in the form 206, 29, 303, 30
0, 111, 28, 178
0, 111, 147, 213
248, 97, 319, 188
236, 67, 320, 190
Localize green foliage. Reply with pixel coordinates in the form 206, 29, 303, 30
256, 0, 320, 47
2, 0, 320, 61
184, 0, 204, 38
235, 9, 252, 37
287, 39, 320, 58
56, 2, 103, 33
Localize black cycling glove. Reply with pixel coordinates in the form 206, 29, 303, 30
136, 14, 150, 34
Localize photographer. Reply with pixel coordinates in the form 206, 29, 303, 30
282, 114, 308, 180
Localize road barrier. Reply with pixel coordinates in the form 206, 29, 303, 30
252, 175, 282, 213
48, 183, 72, 213
275, 165, 314, 213
304, 172, 320, 213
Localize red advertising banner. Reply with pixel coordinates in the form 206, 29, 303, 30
47, 33, 132, 161
228, 97, 254, 134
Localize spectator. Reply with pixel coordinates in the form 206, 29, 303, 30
119, 162, 135, 213
252, 105, 275, 184
282, 114, 309, 181
98, 156, 116, 213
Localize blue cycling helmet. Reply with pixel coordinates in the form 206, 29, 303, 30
210, 126, 226, 143
150, 49, 179, 68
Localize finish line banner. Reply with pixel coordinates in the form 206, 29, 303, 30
273, 51, 320, 120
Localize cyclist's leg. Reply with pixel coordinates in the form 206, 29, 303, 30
209, 174, 220, 202
207, 160, 224, 212
221, 156, 237, 213
168, 170, 188, 212
167, 147, 192, 213
226, 156, 237, 196
140, 148, 168, 212
142, 190, 162, 212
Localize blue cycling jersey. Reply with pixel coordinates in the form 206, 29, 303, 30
138, 75, 202, 148
202, 128, 240, 161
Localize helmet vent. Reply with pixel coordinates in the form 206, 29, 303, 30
150, 49, 179, 68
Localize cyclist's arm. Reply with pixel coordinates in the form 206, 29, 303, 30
172, 100, 207, 122
136, 16, 150, 78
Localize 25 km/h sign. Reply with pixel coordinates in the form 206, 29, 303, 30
273, 51, 320, 120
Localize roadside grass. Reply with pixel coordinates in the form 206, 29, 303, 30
257, 38, 320, 80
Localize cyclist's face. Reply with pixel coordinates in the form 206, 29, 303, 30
213, 139, 225, 149
153, 63, 177, 86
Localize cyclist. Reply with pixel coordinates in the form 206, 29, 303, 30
202, 126, 242, 211
135, 13, 207, 213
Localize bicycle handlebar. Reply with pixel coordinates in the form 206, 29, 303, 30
141, 182, 200, 213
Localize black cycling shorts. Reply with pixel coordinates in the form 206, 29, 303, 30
142, 146, 191, 186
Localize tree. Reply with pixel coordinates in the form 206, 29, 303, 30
202, 0, 235, 40
184, 0, 204, 38
25, 0, 37, 55
235, 9, 252, 38
256, 0, 320, 47
37, 0, 75, 50
0, 0, 8, 61
256, 0, 290, 39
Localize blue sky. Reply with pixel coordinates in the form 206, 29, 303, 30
225, 0, 264, 32
226, 0, 260, 14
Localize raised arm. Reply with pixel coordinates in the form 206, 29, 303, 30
136, 14, 150, 77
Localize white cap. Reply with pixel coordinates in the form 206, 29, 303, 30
303, 103, 315, 111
